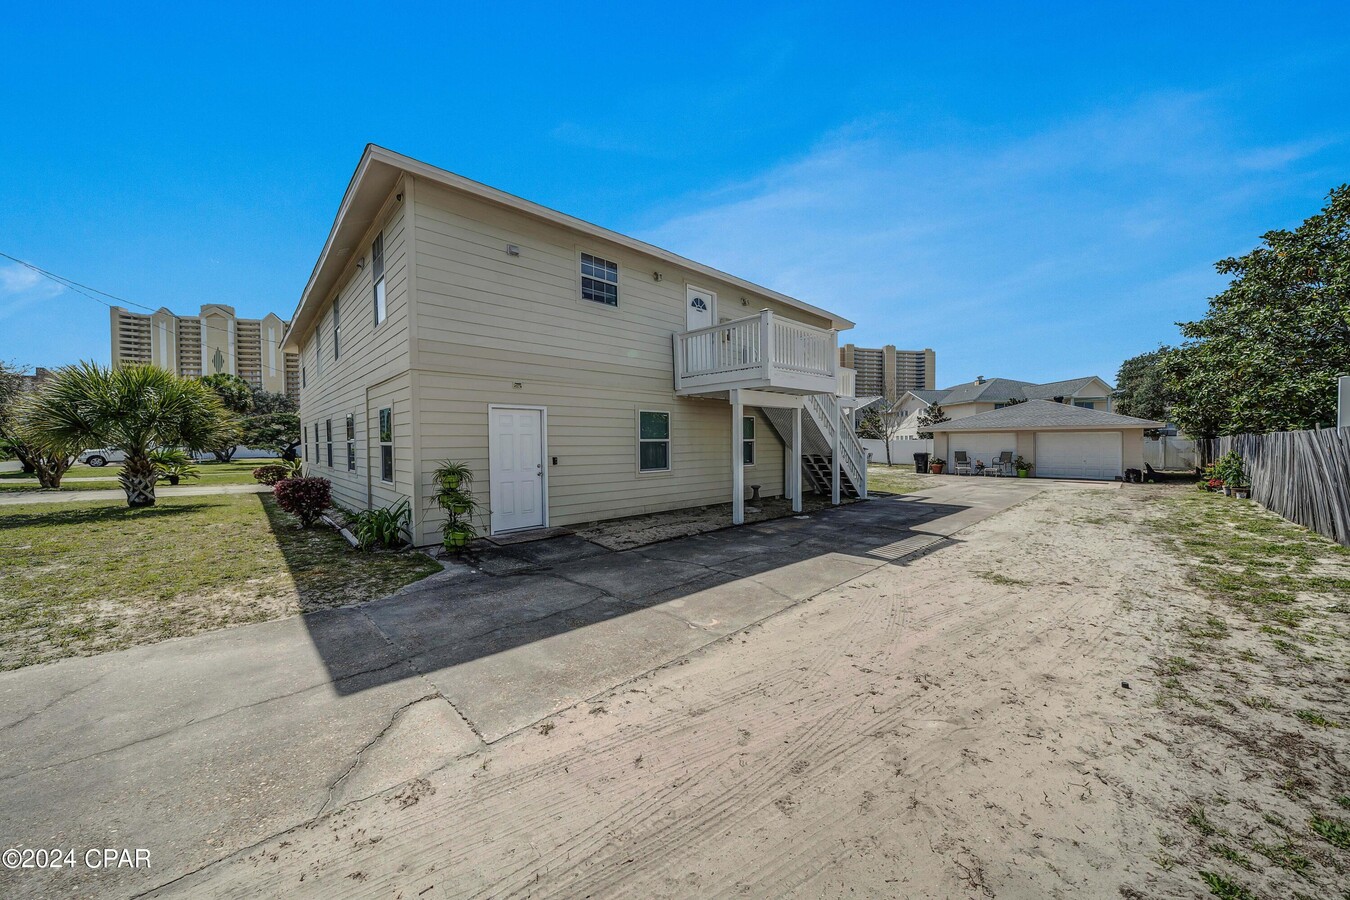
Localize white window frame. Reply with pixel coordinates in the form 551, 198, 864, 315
371, 232, 387, 326
579, 250, 619, 307
378, 407, 393, 484
302, 424, 308, 461
742, 415, 756, 467
332, 297, 341, 360
637, 409, 671, 474
345, 413, 356, 472
314, 330, 323, 378
325, 418, 333, 468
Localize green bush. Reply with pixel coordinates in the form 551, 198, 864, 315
350, 499, 411, 550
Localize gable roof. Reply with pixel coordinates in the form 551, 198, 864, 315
282, 145, 854, 350
900, 375, 1114, 409
927, 400, 1161, 432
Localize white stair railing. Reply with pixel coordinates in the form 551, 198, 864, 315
802, 394, 868, 499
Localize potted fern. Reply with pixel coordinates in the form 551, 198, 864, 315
433, 460, 480, 551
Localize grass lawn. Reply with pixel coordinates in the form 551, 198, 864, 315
1142, 487, 1350, 898
866, 463, 928, 496
0, 458, 280, 492
0, 493, 442, 670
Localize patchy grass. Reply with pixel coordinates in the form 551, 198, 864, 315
1142, 487, 1350, 899
0, 493, 441, 670
865, 464, 927, 496
0, 458, 280, 493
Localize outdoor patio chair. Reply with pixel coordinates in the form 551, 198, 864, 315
954, 450, 972, 475
988, 450, 1014, 476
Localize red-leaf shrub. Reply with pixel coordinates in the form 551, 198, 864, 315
253, 464, 290, 486
273, 477, 332, 527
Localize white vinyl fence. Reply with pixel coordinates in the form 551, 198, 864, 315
862, 438, 933, 466
1142, 436, 1198, 471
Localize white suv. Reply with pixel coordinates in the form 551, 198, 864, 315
79, 448, 126, 467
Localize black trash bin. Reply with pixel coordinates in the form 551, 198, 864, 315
913, 452, 930, 474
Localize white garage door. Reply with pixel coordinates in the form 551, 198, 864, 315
1035, 432, 1122, 480
949, 432, 1017, 470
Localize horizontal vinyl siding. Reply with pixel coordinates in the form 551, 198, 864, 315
296, 185, 414, 512
411, 372, 785, 545
411, 180, 834, 396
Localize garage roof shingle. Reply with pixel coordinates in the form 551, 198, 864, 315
926, 400, 1162, 431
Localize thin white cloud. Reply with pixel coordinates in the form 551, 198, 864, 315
638, 93, 1340, 383
0, 264, 64, 323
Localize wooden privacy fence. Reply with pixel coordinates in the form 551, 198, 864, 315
1209, 427, 1350, 546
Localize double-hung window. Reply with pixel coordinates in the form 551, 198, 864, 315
379, 408, 393, 483
325, 419, 333, 467
345, 414, 356, 472
580, 252, 618, 306
371, 232, 387, 326
638, 411, 670, 472
313, 422, 320, 462
332, 299, 341, 360
742, 416, 756, 466
302, 425, 308, 461
315, 329, 323, 378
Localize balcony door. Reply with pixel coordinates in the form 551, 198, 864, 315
686, 285, 715, 331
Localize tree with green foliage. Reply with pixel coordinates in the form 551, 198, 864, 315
1162, 184, 1350, 438
200, 373, 253, 461
241, 411, 301, 458
916, 403, 949, 439
1114, 349, 1170, 421
20, 363, 234, 507
0, 361, 76, 487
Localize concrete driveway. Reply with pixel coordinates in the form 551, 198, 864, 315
0, 477, 1058, 898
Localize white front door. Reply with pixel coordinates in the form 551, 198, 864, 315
686, 285, 715, 331
489, 406, 545, 533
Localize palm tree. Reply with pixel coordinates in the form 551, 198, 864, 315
19, 362, 235, 507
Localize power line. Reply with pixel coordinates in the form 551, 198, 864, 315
0, 250, 294, 353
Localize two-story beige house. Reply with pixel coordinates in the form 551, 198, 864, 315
283, 146, 866, 546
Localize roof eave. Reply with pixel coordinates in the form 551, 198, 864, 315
283, 145, 855, 350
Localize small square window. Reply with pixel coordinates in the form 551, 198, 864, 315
580, 252, 619, 306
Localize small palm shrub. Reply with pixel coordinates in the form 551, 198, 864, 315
273, 476, 332, 527
350, 498, 411, 550
252, 464, 290, 485
150, 448, 200, 486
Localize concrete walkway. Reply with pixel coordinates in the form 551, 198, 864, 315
0, 482, 271, 505
0, 478, 1066, 898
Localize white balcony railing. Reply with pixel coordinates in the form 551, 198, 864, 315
674, 310, 839, 396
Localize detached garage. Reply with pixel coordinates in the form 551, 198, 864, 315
927, 400, 1162, 481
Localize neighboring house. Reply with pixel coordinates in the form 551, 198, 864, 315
838, 344, 936, 398
282, 145, 867, 546
111, 304, 301, 400
891, 375, 1115, 438
927, 401, 1162, 480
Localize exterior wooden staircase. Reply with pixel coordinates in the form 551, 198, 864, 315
760, 393, 867, 500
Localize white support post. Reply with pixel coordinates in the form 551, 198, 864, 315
731, 389, 745, 525
791, 404, 803, 513
831, 396, 842, 505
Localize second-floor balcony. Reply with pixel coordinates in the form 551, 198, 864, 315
673, 309, 851, 398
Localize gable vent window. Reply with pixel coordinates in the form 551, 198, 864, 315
371, 232, 387, 326
580, 252, 619, 306
332, 298, 341, 360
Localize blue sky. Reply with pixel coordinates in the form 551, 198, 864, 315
1, 2, 1347, 386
